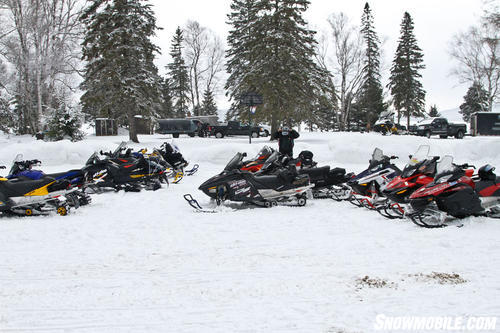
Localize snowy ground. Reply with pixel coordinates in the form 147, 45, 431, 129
1, 132, 500, 332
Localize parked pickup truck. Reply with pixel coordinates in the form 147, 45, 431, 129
415, 117, 466, 139
208, 121, 264, 139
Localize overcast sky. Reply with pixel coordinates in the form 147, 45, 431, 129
150, 0, 485, 112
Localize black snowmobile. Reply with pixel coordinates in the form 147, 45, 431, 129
156, 142, 198, 183
184, 152, 312, 211
84, 142, 165, 192
254, 150, 354, 199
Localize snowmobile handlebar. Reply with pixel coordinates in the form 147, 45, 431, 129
459, 163, 476, 169
390, 156, 398, 160
0, 165, 5, 169
15, 159, 41, 167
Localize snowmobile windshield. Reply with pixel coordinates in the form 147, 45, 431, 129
224, 153, 243, 171
402, 145, 430, 178
113, 142, 128, 156
369, 148, 384, 168
86, 152, 101, 165
434, 155, 455, 182
260, 151, 280, 172
13, 154, 23, 163
9, 154, 25, 176
254, 146, 273, 160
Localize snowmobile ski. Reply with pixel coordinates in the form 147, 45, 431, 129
184, 164, 199, 176
183, 194, 217, 213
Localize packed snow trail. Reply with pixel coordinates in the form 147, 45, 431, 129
0, 132, 499, 332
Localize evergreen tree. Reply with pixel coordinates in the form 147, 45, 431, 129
201, 88, 218, 115
428, 104, 440, 117
226, 0, 328, 133
359, 2, 385, 128
159, 77, 174, 118
46, 104, 85, 142
225, 0, 260, 122
167, 27, 190, 118
80, 0, 162, 143
459, 82, 489, 122
387, 12, 426, 129
0, 94, 14, 134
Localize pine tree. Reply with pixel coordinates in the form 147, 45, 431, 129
225, 0, 328, 133
428, 104, 440, 117
159, 77, 174, 118
459, 82, 489, 122
80, 0, 162, 143
0, 94, 14, 134
167, 27, 190, 118
359, 2, 385, 128
387, 12, 426, 129
46, 104, 85, 142
201, 88, 217, 115
225, 0, 260, 121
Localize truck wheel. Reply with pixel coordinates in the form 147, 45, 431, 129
188, 133, 195, 137
425, 131, 431, 139
440, 135, 447, 139
172, 133, 180, 138
215, 131, 224, 139
251, 131, 259, 138
263, 130, 269, 137
455, 130, 464, 139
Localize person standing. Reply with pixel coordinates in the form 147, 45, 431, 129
272, 126, 300, 157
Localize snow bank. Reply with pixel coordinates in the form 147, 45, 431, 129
1, 132, 499, 172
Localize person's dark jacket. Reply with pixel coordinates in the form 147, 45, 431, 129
272, 129, 300, 156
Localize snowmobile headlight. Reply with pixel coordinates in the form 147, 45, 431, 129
208, 186, 217, 193
397, 189, 407, 194
360, 183, 368, 186
0, 201, 3, 206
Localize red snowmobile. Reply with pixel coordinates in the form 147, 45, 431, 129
408, 156, 500, 228
377, 145, 438, 219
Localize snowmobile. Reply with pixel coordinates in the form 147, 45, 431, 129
0, 167, 77, 216
345, 148, 401, 209
252, 149, 354, 199
408, 156, 500, 228
377, 145, 438, 219
156, 142, 198, 183
7, 155, 91, 207
84, 142, 165, 192
184, 152, 312, 211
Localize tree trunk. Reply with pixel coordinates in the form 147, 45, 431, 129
128, 112, 139, 143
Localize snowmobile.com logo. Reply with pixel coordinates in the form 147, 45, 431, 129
374, 314, 497, 331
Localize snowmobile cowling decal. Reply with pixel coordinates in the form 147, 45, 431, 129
24, 181, 55, 196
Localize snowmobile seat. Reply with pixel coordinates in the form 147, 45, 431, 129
47, 169, 83, 180
252, 175, 286, 190
330, 167, 346, 176
299, 166, 330, 182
